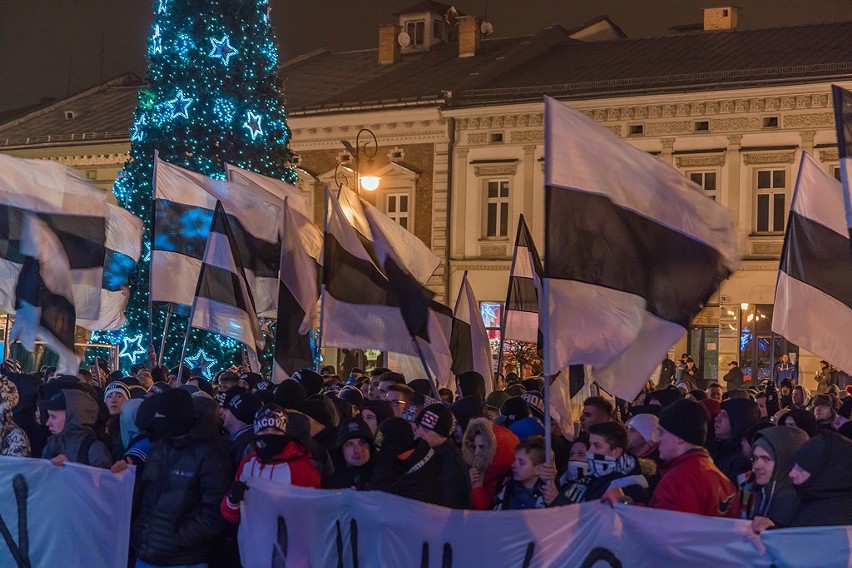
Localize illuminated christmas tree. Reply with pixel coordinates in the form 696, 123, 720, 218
99, 0, 296, 374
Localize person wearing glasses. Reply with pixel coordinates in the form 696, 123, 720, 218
748, 426, 808, 532
385, 384, 415, 419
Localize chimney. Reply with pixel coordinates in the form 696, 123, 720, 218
458, 15, 481, 58
703, 6, 739, 31
378, 23, 400, 64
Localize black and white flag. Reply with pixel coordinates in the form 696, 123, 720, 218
273, 199, 318, 382
153, 156, 282, 316
9, 214, 79, 374
0, 154, 107, 320
189, 201, 264, 371
832, 85, 852, 246
772, 152, 852, 373
225, 163, 311, 219
542, 96, 740, 399
503, 214, 543, 344
450, 272, 494, 393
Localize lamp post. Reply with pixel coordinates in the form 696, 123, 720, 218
334, 128, 381, 194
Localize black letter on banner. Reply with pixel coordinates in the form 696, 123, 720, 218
271, 516, 287, 568
350, 519, 359, 568
420, 542, 429, 568
522, 542, 535, 568
581, 547, 623, 568
442, 542, 453, 567
0, 474, 31, 568
335, 519, 344, 568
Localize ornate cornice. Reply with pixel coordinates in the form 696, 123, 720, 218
742, 151, 796, 165
676, 154, 726, 168
819, 149, 839, 162
784, 112, 833, 128
473, 163, 518, 176
48, 153, 129, 166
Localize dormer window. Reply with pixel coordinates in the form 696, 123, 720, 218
406, 20, 425, 46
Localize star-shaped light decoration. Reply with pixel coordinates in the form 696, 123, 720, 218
130, 115, 148, 142
157, 0, 168, 14
243, 111, 263, 140
209, 35, 238, 66
119, 334, 147, 364
168, 90, 194, 120
151, 25, 163, 54
186, 349, 217, 379
259, 318, 274, 337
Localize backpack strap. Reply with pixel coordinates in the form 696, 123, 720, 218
76, 432, 97, 465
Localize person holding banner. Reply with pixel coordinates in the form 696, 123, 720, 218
42, 388, 112, 468
0, 376, 30, 457
747, 426, 809, 531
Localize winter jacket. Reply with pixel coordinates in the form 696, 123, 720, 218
712, 398, 761, 485
462, 418, 520, 510
773, 363, 797, 387
553, 453, 649, 506
746, 426, 808, 527
327, 461, 373, 490
789, 431, 852, 527
42, 389, 111, 468
131, 417, 232, 566
221, 437, 320, 524
372, 441, 444, 505
0, 377, 30, 457
433, 438, 471, 509
120, 399, 150, 468
650, 448, 740, 518
226, 424, 254, 475
815, 367, 837, 394
8, 373, 46, 458
492, 477, 546, 510
723, 367, 744, 391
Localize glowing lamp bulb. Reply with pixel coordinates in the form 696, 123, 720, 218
359, 175, 380, 191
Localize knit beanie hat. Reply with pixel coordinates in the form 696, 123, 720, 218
254, 404, 288, 435
216, 385, 246, 409
336, 417, 373, 448
451, 395, 487, 432
626, 413, 660, 444
783, 409, 818, 437
485, 390, 509, 410
457, 371, 486, 400
303, 395, 339, 428
228, 391, 262, 425
720, 398, 761, 440
499, 396, 531, 424
148, 381, 172, 395
361, 399, 393, 427
154, 388, 196, 438
375, 417, 416, 457
521, 377, 544, 393
504, 384, 527, 397
649, 387, 683, 409
274, 379, 307, 411
104, 381, 131, 402
509, 416, 545, 441
407, 378, 434, 397
240, 372, 262, 390
658, 399, 708, 447
292, 369, 324, 397
338, 385, 365, 408
415, 403, 456, 439
255, 380, 275, 393
522, 391, 545, 421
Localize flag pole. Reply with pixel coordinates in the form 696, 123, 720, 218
544, 372, 553, 466
452, 271, 468, 317
157, 302, 173, 367
316, 186, 330, 373
148, 150, 160, 350
498, 218, 523, 377
412, 337, 442, 400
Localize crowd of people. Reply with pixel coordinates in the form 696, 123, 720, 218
1, 353, 851, 567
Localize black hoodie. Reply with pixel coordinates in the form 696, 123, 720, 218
713, 398, 760, 484
789, 431, 852, 527
747, 426, 808, 527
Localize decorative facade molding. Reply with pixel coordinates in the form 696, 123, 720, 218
784, 112, 833, 128
819, 149, 839, 162
509, 130, 544, 144
799, 130, 816, 144
47, 153, 129, 166
710, 117, 761, 131
473, 163, 518, 177
480, 244, 508, 258
727, 134, 743, 146
467, 133, 487, 144
750, 241, 783, 256
743, 151, 796, 165
645, 121, 691, 135
675, 154, 726, 168
453, 261, 512, 271
660, 138, 676, 150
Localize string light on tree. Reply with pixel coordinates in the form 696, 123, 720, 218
157, 0, 169, 14
168, 90, 194, 120
243, 111, 264, 140
119, 334, 147, 364
209, 35, 238, 65
151, 25, 163, 54
130, 115, 147, 142
186, 349, 217, 379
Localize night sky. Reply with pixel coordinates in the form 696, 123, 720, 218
0, 0, 850, 112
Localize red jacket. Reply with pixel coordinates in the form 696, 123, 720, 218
470, 424, 519, 510
220, 439, 321, 523
650, 448, 740, 518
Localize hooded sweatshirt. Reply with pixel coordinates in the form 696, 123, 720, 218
463, 418, 520, 510
42, 389, 111, 468
789, 431, 852, 527
119, 398, 151, 466
713, 398, 760, 484
0, 377, 30, 457
747, 426, 808, 527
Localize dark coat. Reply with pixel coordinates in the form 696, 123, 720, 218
747, 426, 808, 527
723, 366, 744, 390
372, 440, 444, 505
789, 431, 852, 527
131, 416, 231, 566
227, 425, 254, 475
327, 461, 374, 490
433, 438, 471, 509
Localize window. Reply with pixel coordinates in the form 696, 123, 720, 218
489, 132, 504, 144
484, 180, 510, 237
762, 116, 779, 128
406, 20, 425, 45
694, 121, 709, 132
688, 170, 717, 200
480, 301, 502, 372
385, 192, 410, 230
433, 20, 443, 39
754, 169, 787, 233
739, 304, 797, 382
833, 165, 842, 182
628, 124, 644, 136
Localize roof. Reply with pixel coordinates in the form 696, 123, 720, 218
393, 1, 457, 17
0, 73, 142, 147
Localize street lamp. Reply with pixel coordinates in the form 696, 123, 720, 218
334, 128, 381, 193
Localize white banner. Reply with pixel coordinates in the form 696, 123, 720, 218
240, 481, 852, 568
0, 457, 134, 568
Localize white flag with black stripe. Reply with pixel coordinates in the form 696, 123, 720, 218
0, 154, 107, 320
542, 96, 740, 400
504, 214, 543, 344
337, 184, 440, 285
832, 85, 852, 244
225, 163, 311, 218
153, 156, 282, 316
9, 214, 79, 374
451, 273, 494, 393
772, 152, 852, 373
273, 199, 317, 382
190, 201, 264, 371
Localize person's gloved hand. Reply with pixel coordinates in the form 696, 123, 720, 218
228, 480, 249, 504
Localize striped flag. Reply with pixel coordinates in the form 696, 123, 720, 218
542, 96, 740, 400
153, 156, 282, 316
225, 163, 311, 218
0, 154, 107, 320
9, 214, 79, 374
189, 201, 264, 371
450, 273, 494, 393
273, 199, 317, 382
772, 152, 852, 373
832, 85, 852, 246
503, 214, 543, 344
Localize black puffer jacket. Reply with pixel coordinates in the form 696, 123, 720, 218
789, 431, 852, 527
131, 416, 231, 566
